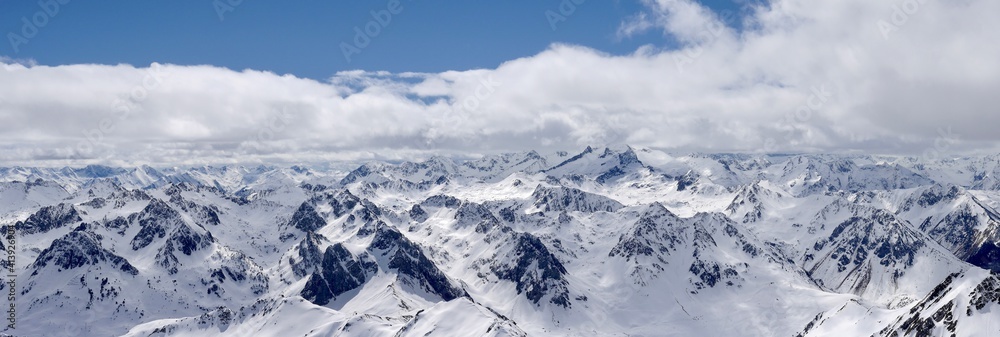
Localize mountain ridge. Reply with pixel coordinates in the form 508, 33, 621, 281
1, 147, 999, 336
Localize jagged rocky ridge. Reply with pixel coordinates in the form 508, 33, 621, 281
0, 147, 998, 336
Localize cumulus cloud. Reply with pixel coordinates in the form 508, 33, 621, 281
1, 0, 998, 166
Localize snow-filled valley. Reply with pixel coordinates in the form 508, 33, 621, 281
1, 146, 999, 337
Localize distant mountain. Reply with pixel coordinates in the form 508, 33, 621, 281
1, 148, 999, 336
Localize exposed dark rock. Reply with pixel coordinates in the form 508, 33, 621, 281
409, 204, 428, 223
676, 171, 698, 192
531, 185, 623, 213
80, 198, 107, 209
545, 146, 594, 172
968, 275, 1000, 312
130, 199, 183, 250
498, 206, 517, 223
327, 190, 360, 218
102, 216, 129, 236
421, 195, 461, 208
31, 229, 138, 276
301, 243, 377, 306
290, 231, 326, 277
155, 223, 214, 274
339, 164, 374, 185
490, 231, 570, 307
609, 203, 682, 263
289, 202, 326, 232
455, 202, 499, 229
15, 203, 82, 235
806, 206, 926, 296
967, 242, 1000, 272
370, 225, 467, 301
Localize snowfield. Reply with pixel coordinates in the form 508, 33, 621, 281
1, 147, 998, 337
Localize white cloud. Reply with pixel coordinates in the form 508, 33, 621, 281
1, 0, 998, 166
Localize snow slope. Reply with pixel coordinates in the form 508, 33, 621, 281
1, 147, 999, 337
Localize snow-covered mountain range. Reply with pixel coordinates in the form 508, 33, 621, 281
1, 147, 998, 336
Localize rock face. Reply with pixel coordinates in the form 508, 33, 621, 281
408, 204, 428, 222
288, 202, 326, 232
966, 242, 1000, 272
968, 275, 1000, 313
610, 204, 751, 290
421, 194, 461, 208
164, 184, 222, 227
326, 190, 360, 218
531, 185, 624, 213
726, 182, 781, 223
15, 203, 82, 235
126, 198, 215, 274
898, 184, 1000, 272
155, 221, 215, 275
298, 224, 468, 306
454, 202, 497, 228
130, 198, 184, 251
805, 207, 926, 295
290, 231, 326, 277
610, 203, 684, 265
301, 243, 377, 306
874, 272, 1000, 337
490, 232, 570, 307
31, 226, 138, 276
369, 225, 467, 301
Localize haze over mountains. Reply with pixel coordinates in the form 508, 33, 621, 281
1, 146, 999, 336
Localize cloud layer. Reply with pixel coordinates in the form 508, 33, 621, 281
1, 0, 998, 165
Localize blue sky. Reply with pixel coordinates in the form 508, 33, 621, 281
1, 0, 746, 79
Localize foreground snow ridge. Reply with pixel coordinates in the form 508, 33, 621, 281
2, 147, 1000, 337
